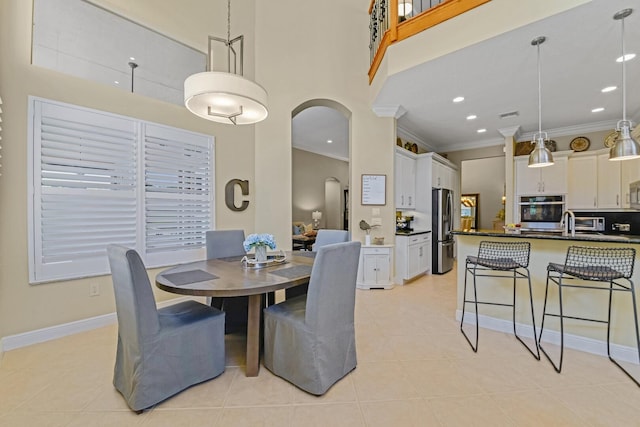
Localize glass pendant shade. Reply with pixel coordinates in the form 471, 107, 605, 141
399, 1, 412, 16
528, 135, 554, 168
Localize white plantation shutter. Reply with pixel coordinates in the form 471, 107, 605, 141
29, 98, 214, 283
143, 124, 212, 264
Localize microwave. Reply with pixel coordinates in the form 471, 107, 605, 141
631, 181, 640, 209
574, 216, 605, 232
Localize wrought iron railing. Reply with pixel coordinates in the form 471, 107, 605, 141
368, 0, 491, 83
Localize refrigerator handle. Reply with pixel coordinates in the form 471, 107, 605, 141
446, 190, 453, 234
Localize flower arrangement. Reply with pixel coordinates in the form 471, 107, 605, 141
243, 233, 277, 252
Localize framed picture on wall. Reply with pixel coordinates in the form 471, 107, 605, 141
361, 174, 386, 205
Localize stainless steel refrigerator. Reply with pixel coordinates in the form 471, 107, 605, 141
432, 188, 454, 274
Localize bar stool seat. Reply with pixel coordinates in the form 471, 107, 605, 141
460, 241, 540, 359
539, 245, 640, 387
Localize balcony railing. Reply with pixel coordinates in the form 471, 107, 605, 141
368, 0, 491, 83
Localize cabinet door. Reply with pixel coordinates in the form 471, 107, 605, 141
375, 254, 390, 284
620, 158, 640, 208
404, 156, 416, 208
432, 162, 443, 189
418, 243, 430, 273
597, 153, 621, 208
408, 244, 421, 278
540, 156, 568, 194
395, 153, 404, 207
363, 254, 378, 284
515, 159, 542, 194
567, 155, 597, 209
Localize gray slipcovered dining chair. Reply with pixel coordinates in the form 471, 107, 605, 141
286, 229, 351, 299
206, 230, 251, 332
107, 245, 225, 412
312, 229, 349, 251
263, 241, 361, 395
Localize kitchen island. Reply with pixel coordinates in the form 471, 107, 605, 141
453, 230, 640, 363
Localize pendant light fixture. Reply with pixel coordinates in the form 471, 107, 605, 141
399, 1, 413, 17
609, 8, 640, 161
184, 0, 268, 125
528, 36, 554, 168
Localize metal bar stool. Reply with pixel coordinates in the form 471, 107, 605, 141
539, 246, 640, 386
460, 241, 540, 359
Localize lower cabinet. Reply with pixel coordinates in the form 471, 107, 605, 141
395, 233, 431, 284
357, 245, 394, 290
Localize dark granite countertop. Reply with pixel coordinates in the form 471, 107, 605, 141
395, 229, 432, 236
452, 229, 640, 244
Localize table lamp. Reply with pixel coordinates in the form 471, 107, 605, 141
312, 210, 322, 229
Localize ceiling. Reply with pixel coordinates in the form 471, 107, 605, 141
374, 0, 640, 153
295, 0, 640, 158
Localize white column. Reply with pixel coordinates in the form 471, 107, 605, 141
498, 126, 520, 225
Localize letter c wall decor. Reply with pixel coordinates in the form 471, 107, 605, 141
225, 179, 250, 211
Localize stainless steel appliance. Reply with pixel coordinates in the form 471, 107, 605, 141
574, 216, 605, 232
432, 188, 454, 274
630, 180, 640, 209
518, 195, 565, 231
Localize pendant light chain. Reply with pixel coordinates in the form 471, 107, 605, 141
227, 0, 231, 44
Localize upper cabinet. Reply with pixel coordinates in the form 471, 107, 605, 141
395, 148, 416, 209
596, 153, 621, 209
432, 161, 456, 190
515, 153, 568, 195
567, 154, 597, 209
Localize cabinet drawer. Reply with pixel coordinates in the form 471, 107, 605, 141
408, 234, 430, 245
362, 247, 389, 255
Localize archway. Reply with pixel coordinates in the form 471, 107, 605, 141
291, 99, 351, 240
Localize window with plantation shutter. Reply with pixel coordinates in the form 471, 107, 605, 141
29, 98, 214, 283
143, 124, 212, 266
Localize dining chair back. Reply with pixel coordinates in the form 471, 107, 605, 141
312, 229, 349, 251
263, 241, 361, 395
107, 245, 225, 411
206, 229, 251, 332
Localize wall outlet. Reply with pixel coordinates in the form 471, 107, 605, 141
371, 217, 382, 226
89, 283, 100, 297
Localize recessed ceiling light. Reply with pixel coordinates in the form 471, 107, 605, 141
326, 139, 333, 144
466, 115, 477, 120
477, 128, 487, 133
453, 96, 465, 103
114, 81, 120, 84
601, 86, 617, 93
591, 107, 605, 113
616, 53, 636, 62
129, 56, 136, 61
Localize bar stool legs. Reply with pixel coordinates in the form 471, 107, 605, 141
460, 241, 540, 360
538, 246, 640, 387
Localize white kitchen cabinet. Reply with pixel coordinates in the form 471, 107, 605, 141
357, 245, 393, 290
395, 149, 416, 209
515, 154, 568, 195
567, 155, 597, 209
395, 233, 431, 284
432, 160, 455, 190
620, 157, 640, 208
597, 153, 622, 208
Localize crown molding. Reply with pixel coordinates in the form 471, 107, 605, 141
396, 125, 437, 152
442, 137, 505, 153
518, 119, 618, 141
372, 104, 407, 118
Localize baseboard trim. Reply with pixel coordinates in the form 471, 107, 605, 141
1, 296, 198, 353
455, 310, 639, 365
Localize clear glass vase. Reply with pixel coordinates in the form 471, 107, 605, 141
255, 245, 268, 262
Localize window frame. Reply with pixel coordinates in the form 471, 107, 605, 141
28, 97, 215, 284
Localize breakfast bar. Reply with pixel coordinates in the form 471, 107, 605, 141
453, 230, 640, 361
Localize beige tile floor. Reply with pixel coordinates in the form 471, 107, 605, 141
1, 270, 640, 426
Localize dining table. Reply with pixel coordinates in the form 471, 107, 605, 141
155, 251, 315, 377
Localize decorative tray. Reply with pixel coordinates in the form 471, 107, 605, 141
241, 251, 287, 269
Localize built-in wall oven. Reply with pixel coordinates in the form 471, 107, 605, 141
518, 195, 565, 231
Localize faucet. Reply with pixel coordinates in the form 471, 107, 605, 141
561, 210, 575, 236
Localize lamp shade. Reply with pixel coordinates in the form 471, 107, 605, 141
528, 137, 554, 168
609, 122, 640, 161
312, 211, 322, 220
184, 72, 268, 125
